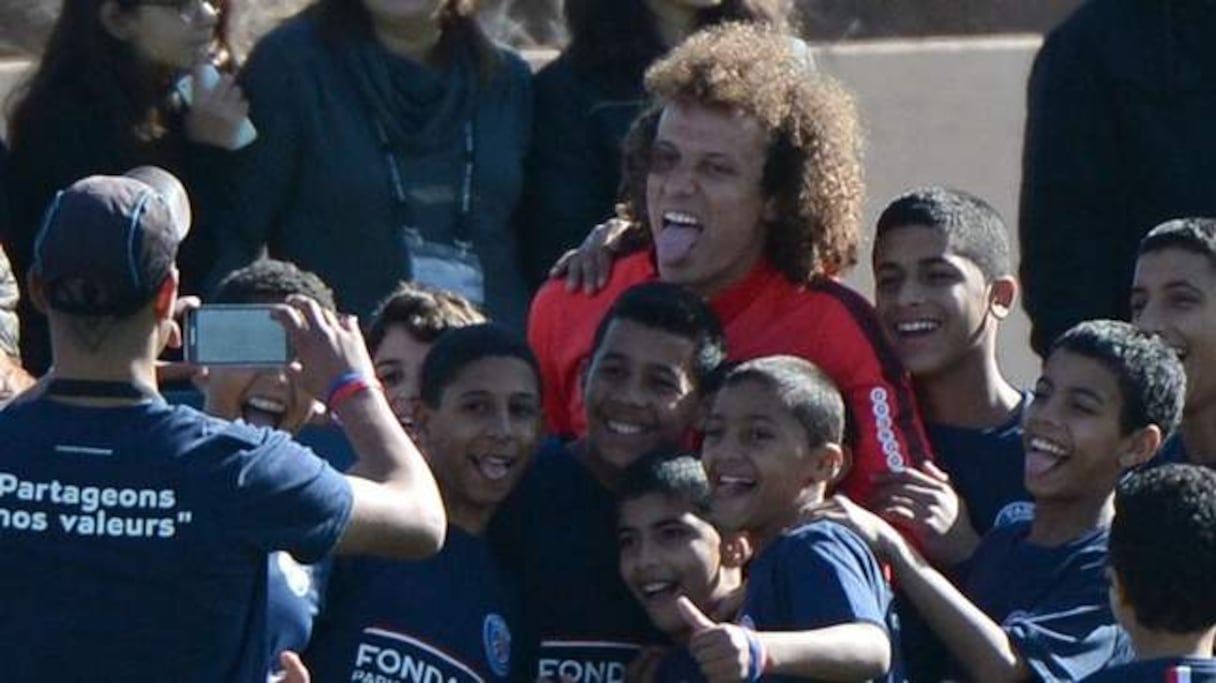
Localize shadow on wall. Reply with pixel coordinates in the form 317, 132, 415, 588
1, 0, 1081, 57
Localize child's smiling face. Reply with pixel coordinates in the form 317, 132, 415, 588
873, 225, 1003, 378
1022, 350, 1138, 501
701, 377, 838, 543
617, 491, 731, 638
1131, 247, 1216, 414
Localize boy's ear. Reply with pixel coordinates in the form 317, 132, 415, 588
987, 276, 1019, 321
807, 443, 847, 487
153, 270, 179, 323
720, 532, 753, 569
1117, 424, 1163, 470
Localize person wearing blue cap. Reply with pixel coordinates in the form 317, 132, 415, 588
0, 167, 446, 682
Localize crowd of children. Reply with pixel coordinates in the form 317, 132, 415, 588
1, 4, 1215, 683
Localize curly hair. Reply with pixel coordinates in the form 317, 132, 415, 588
564, 0, 789, 97
620, 23, 863, 280
366, 281, 486, 354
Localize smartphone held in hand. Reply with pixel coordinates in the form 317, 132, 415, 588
185, 305, 290, 366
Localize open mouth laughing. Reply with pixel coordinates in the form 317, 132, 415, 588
470, 452, 519, 483
242, 395, 287, 429
1024, 434, 1069, 478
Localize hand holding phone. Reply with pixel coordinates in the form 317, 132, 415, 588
270, 296, 377, 403
178, 63, 258, 150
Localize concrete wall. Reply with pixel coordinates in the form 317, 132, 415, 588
0, 36, 1044, 383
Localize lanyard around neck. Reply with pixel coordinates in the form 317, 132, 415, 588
376, 119, 476, 244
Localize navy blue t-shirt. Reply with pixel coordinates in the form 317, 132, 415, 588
304, 526, 521, 682
926, 392, 1035, 534
1083, 657, 1216, 682
0, 398, 353, 682
905, 394, 1035, 681
668, 520, 897, 683
656, 521, 901, 682
964, 520, 1131, 681
491, 438, 664, 682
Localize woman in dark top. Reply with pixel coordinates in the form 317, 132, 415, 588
206, 0, 533, 330
516, 0, 789, 288
4, 0, 248, 372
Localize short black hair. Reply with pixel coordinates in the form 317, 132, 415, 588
419, 323, 539, 408
366, 282, 485, 353
1049, 320, 1185, 438
1110, 464, 1216, 633
211, 259, 336, 310
618, 451, 712, 516
874, 187, 1012, 280
1137, 217, 1216, 267
720, 355, 844, 449
590, 282, 727, 389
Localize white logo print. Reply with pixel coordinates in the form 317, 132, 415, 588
869, 387, 905, 471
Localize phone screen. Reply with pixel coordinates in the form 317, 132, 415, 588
186, 306, 289, 366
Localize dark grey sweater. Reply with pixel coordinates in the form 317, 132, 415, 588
208, 15, 532, 329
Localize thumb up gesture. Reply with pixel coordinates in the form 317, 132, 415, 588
677, 597, 768, 683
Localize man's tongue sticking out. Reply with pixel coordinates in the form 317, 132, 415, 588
656, 224, 700, 266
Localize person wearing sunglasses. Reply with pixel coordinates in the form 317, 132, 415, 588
4, 0, 250, 376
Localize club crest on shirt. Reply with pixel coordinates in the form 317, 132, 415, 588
482, 613, 511, 677
993, 501, 1035, 529
275, 552, 312, 598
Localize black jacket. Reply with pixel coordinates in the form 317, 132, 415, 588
515, 51, 647, 289
1019, 0, 1216, 354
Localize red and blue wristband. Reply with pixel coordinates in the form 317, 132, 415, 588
326, 371, 380, 413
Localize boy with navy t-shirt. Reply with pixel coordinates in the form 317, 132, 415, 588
818, 320, 1186, 682
1083, 464, 1216, 682
687, 356, 900, 682
615, 452, 751, 681
305, 325, 543, 682
1130, 218, 1216, 468
196, 258, 343, 679
871, 188, 1034, 681
0, 170, 445, 682
496, 282, 727, 680
871, 188, 1033, 566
